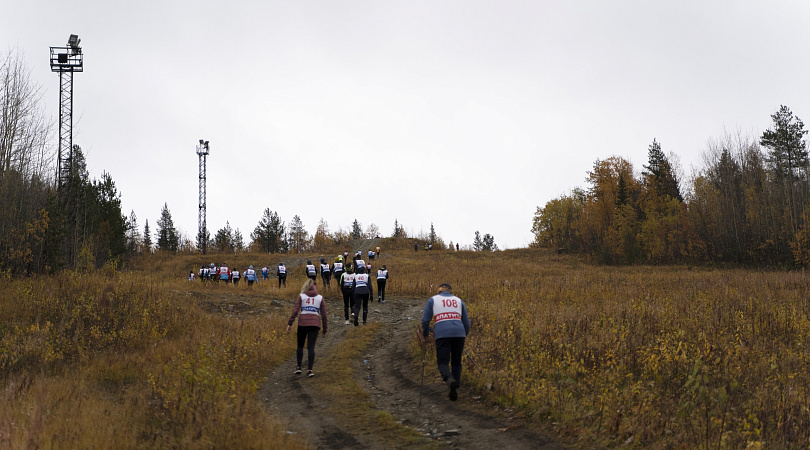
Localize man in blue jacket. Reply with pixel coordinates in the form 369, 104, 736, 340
421, 283, 470, 401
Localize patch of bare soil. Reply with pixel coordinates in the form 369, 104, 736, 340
258, 290, 563, 449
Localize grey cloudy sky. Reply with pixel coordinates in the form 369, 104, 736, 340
4, 1, 810, 248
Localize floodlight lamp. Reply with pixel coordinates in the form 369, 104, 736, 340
68, 34, 79, 47
199, 139, 204, 144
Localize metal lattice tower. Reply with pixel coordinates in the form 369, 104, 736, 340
196, 140, 210, 254
50, 35, 83, 188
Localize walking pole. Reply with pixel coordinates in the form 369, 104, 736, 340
463, 348, 483, 374
418, 340, 428, 406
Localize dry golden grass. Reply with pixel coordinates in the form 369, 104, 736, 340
5, 246, 810, 448
375, 248, 810, 448
0, 269, 305, 448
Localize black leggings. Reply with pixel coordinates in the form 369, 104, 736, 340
296, 326, 320, 370
321, 272, 331, 287
377, 279, 386, 300
342, 288, 353, 320
278, 276, 286, 288
353, 292, 369, 323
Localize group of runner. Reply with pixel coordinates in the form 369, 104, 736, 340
194, 263, 261, 286
287, 273, 469, 402
189, 244, 468, 402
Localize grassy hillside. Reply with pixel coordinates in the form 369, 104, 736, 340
3, 247, 810, 447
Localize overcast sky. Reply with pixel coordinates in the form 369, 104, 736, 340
4, 1, 810, 248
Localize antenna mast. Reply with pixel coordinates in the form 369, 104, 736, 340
50, 34, 83, 188
196, 140, 210, 254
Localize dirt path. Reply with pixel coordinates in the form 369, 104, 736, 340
259, 292, 563, 449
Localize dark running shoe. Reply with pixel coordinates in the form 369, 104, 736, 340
307, 371, 315, 378
294, 367, 302, 375
447, 378, 459, 401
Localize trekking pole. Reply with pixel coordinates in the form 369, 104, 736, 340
418, 340, 428, 406
463, 348, 484, 374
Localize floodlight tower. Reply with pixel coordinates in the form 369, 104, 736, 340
196, 140, 210, 254
49, 34, 83, 189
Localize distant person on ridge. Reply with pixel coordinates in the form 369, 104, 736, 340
277, 262, 287, 288
376, 265, 389, 303
340, 266, 355, 325
422, 283, 470, 401
286, 278, 328, 378
231, 268, 241, 285
305, 260, 317, 282
261, 266, 269, 282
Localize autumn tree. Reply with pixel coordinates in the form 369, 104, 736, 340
532, 189, 585, 250
637, 140, 686, 262
0, 48, 53, 273
312, 218, 332, 252
365, 223, 380, 239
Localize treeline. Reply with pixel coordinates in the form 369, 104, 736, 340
533, 105, 810, 266
147, 210, 457, 255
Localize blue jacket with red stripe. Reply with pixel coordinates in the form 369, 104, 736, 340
421, 291, 470, 339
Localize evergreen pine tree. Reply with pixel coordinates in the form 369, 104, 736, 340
288, 215, 309, 252
251, 208, 285, 253
233, 228, 244, 251
143, 219, 152, 251
214, 221, 234, 252
351, 219, 363, 239
127, 210, 141, 254
473, 231, 483, 251
643, 139, 682, 201
482, 233, 498, 251
156, 203, 180, 252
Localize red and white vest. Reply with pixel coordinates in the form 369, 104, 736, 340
342, 273, 355, 287
432, 295, 463, 324
354, 273, 369, 288
299, 293, 323, 315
